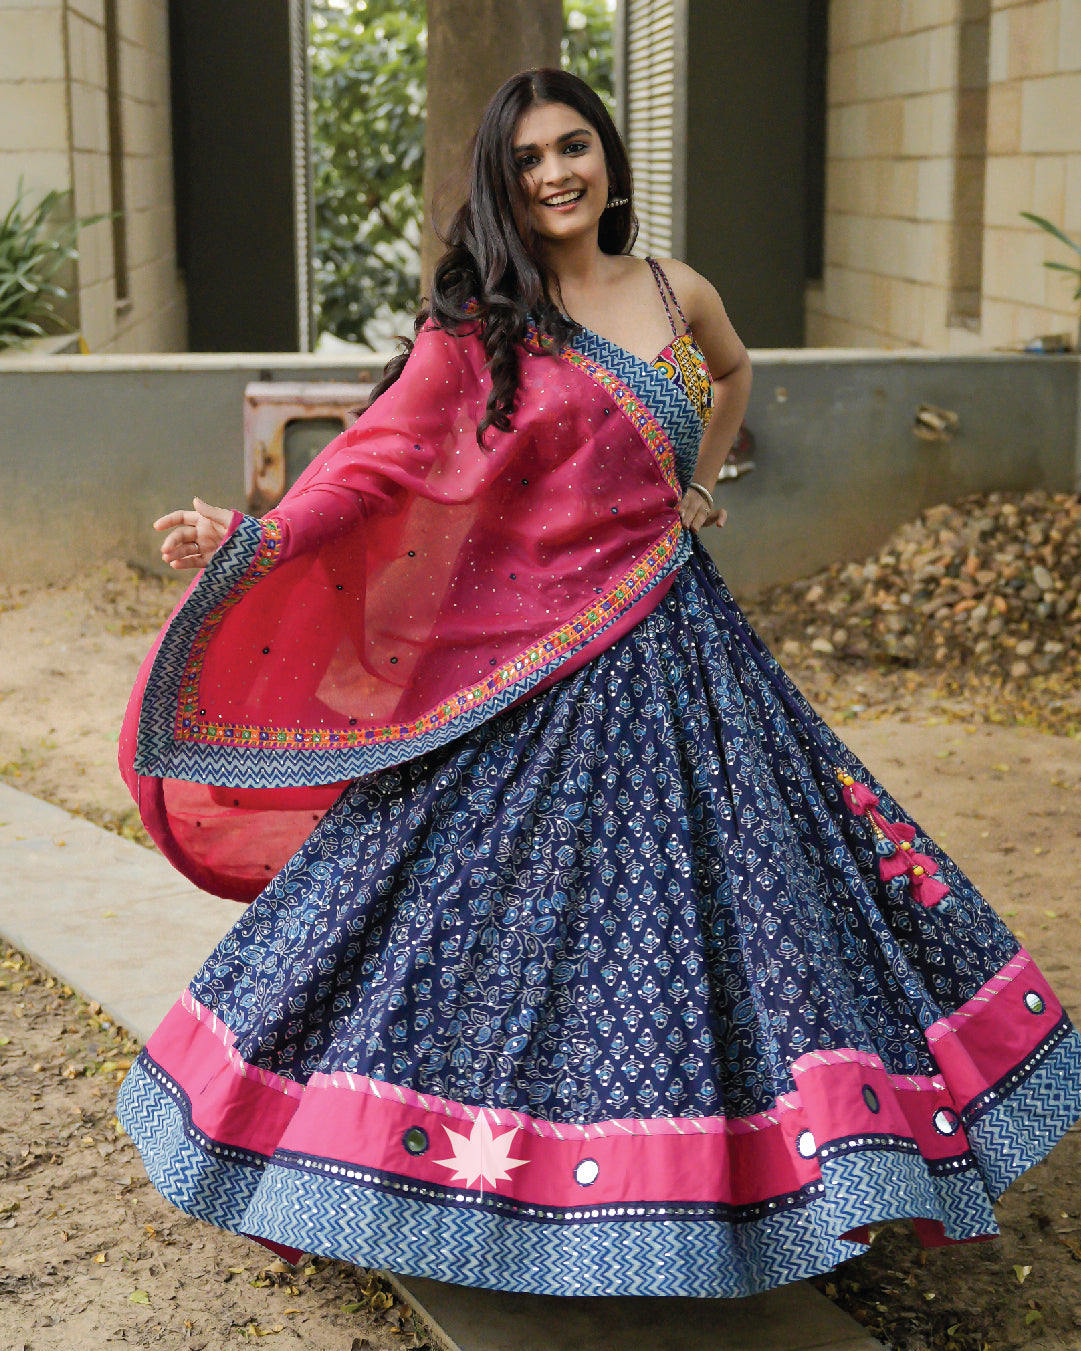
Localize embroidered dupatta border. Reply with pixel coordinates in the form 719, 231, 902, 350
172, 518, 685, 757
139, 346, 690, 772
132, 341, 693, 785
174, 517, 284, 727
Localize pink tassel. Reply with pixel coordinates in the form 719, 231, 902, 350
841, 780, 880, 815
911, 873, 951, 907
835, 768, 951, 910
877, 851, 910, 881
874, 816, 916, 846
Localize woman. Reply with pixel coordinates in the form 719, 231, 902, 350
117, 70, 1081, 1298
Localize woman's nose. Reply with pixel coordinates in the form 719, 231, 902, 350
539, 153, 570, 184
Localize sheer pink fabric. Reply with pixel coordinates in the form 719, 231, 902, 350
120, 322, 688, 900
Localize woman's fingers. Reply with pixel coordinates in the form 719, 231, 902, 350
154, 500, 231, 569
193, 498, 233, 529
153, 509, 198, 533
158, 526, 197, 556
677, 492, 729, 532
679, 492, 711, 532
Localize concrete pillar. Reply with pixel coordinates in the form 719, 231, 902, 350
421, 0, 562, 292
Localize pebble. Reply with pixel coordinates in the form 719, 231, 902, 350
749, 490, 1081, 678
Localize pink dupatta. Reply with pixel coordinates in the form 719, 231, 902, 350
120, 321, 692, 900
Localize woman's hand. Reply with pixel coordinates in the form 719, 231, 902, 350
678, 487, 727, 534
154, 498, 233, 570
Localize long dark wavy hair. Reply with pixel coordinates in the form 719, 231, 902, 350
368, 68, 637, 445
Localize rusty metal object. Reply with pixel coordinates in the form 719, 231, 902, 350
913, 402, 959, 443
243, 380, 374, 513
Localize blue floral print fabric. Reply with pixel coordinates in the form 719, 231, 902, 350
117, 321, 1081, 1299
188, 535, 1020, 1126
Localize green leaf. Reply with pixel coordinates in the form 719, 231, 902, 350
1043, 260, 1081, 273
1020, 211, 1081, 257
0, 181, 96, 344
128, 1288, 150, 1304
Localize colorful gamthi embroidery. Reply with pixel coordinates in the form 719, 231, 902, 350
172, 518, 685, 753
654, 333, 714, 427
153, 319, 708, 770
558, 346, 681, 494
174, 517, 284, 732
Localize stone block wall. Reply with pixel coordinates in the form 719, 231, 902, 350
808, 0, 1081, 351
0, 0, 186, 353
0, 0, 73, 328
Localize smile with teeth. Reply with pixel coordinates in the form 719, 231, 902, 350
542, 189, 585, 207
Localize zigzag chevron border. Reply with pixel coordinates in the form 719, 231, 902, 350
133, 518, 693, 788
116, 1023, 1081, 1298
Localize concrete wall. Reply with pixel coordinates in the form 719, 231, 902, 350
0, 0, 186, 354
1, 350, 1077, 594
808, 0, 1081, 353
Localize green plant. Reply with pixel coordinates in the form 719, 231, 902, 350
310, 0, 427, 349
1020, 211, 1081, 349
309, 0, 616, 349
0, 182, 102, 350
562, 0, 616, 113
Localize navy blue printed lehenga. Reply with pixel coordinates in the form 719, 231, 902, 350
117, 269, 1081, 1298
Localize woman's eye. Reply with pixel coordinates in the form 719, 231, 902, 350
564, 142, 588, 154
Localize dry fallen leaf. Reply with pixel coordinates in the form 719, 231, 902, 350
128, 1289, 150, 1305
1013, 1264, 1032, 1284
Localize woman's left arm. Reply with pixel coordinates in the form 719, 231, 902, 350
655, 258, 753, 530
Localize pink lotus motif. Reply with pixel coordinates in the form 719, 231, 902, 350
435, 1112, 529, 1189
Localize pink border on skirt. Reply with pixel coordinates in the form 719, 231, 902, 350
145, 949, 1060, 1211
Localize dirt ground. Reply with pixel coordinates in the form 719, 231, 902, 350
0, 561, 1080, 1351
0, 949, 427, 1351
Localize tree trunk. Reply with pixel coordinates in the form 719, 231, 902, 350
421, 0, 562, 294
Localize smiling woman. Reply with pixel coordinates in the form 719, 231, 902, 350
115, 68, 1081, 1303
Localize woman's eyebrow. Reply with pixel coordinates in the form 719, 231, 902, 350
513, 128, 593, 154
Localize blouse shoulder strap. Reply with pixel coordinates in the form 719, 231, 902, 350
645, 256, 688, 335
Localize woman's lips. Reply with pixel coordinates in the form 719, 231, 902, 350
541, 189, 586, 211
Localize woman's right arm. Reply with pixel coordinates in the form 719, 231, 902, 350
155, 323, 478, 571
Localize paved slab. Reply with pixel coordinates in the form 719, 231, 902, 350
0, 784, 240, 1035
0, 782, 882, 1351
387, 1275, 882, 1351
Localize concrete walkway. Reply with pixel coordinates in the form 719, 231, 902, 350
0, 782, 881, 1351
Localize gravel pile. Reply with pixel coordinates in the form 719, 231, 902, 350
751, 491, 1081, 679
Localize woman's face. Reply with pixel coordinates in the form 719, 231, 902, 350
512, 101, 610, 246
